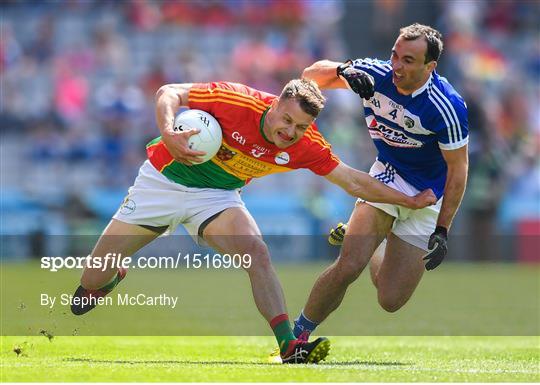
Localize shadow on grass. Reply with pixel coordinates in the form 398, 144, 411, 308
65, 358, 409, 367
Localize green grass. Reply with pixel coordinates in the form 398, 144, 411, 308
1, 336, 538, 382
1, 262, 539, 336
1, 262, 539, 381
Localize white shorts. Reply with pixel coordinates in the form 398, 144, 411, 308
357, 160, 442, 251
113, 160, 245, 243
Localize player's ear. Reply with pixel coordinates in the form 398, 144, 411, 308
427, 60, 437, 73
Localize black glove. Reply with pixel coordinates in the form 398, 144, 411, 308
337, 60, 375, 100
423, 226, 448, 271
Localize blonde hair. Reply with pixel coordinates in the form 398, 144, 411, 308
280, 79, 326, 117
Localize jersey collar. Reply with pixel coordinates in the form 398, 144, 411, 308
411, 73, 432, 98
259, 107, 274, 144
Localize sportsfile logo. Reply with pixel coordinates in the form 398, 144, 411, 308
40, 253, 252, 272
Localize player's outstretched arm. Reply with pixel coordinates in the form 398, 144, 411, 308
155, 83, 206, 165
302, 60, 349, 89
324, 162, 437, 209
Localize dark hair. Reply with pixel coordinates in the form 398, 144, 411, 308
399, 23, 444, 63
280, 79, 325, 118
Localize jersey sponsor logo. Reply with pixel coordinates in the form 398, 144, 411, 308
368, 118, 423, 148
274, 152, 290, 165
231, 131, 246, 145
211, 142, 291, 180
388, 100, 403, 111
217, 145, 237, 161
251, 149, 266, 158
250, 144, 270, 158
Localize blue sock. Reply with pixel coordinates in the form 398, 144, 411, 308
293, 311, 319, 338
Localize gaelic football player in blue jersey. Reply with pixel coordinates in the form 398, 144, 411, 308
293, 23, 469, 338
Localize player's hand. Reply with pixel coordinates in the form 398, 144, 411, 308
162, 127, 206, 166
337, 61, 375, 100
409, 189, 437, 209
423, 226, 448, 270
328, 222, 348, 246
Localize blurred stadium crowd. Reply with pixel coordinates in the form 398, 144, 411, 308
1, 0, 539, 261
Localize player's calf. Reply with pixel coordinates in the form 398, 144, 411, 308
369, 240, 387, 288
376, 278, 419, 313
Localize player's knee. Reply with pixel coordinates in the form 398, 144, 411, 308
377, 293, 406, 313
379, 301, 403, 313
242, 239, 271, 271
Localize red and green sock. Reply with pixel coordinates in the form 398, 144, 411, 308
89, 269, 124, 293
99, 273, 121, 292
270, 314, 296, 354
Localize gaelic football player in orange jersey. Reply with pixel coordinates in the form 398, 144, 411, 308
69, 79, 436, 364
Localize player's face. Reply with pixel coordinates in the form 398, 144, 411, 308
390, 36, 436, 95
264, 98, 315, 148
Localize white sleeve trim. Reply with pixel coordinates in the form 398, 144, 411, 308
439, 137, 468, 150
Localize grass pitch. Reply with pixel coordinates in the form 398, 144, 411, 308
1, 262, 539, 381
1, 336, 538, 382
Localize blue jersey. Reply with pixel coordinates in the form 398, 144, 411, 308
352, 58, 468, 198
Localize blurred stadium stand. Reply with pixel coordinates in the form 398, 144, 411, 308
1, 0, 538, 261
